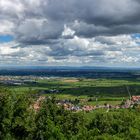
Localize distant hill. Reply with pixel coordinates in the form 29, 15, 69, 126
0, 66, 140, 78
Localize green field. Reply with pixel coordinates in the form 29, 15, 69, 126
1, 78, 140, 106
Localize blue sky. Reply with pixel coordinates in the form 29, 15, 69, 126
0, 35, 13, 43
131, 33, 140, 39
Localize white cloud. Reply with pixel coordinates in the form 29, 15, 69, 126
0, 20, 15, 35
121, 56, 139, 63
0, 0, 140, 66
62, 25, 75, 38
0, 42, 19, 55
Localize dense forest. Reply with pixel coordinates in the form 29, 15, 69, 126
0, 90, 140, 140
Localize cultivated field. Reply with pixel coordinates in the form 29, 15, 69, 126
1, 77, 140, 106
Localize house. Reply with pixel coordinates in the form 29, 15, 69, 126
82, 105, 95, 112
131, 96, 140, 104
32, 96, 46, 111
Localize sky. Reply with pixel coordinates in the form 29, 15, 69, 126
0, 0, 140, 67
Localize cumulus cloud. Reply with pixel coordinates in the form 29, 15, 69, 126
0, 0, 140, 66
0, 20, 15, 35
62, 25, 75, 38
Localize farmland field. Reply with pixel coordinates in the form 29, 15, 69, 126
1, 77, 140, 106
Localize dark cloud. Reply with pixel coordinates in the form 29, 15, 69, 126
1, 0, 140, 43
1, 0, 140, 44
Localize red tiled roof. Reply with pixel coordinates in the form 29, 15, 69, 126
131, 96, 140, 101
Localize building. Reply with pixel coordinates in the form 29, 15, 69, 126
131, 96, 140, 104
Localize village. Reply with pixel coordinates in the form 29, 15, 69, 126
0, 76, 50, 86
57, 95, 140, 112
32, 95, 140, 112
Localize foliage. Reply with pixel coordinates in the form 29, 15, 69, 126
1, 89, 140, 139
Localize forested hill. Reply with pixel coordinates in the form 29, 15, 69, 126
1, 90, 140, 140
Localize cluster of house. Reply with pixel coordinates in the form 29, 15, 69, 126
0, 75, 48, 86
0, 79, 37, 86
57, 102, 119, 112
131, 96, 140, 103
118, 96, 140, 109
57, 96, 140, 112
31, 95, 140, 112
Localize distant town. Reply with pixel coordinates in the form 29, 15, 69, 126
0, 76, 50, 86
